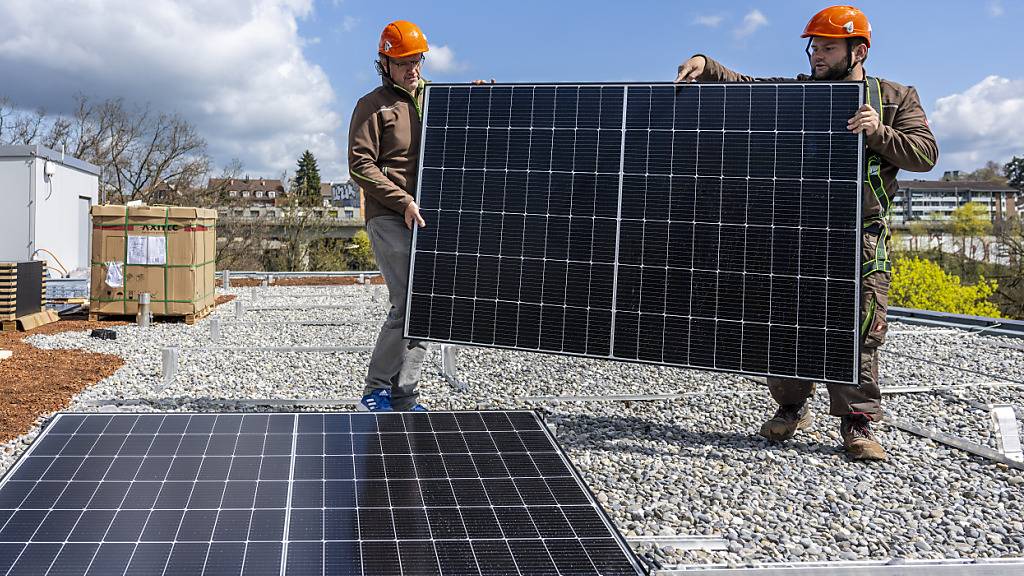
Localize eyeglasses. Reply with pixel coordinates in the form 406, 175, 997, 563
390, 55, 424, 68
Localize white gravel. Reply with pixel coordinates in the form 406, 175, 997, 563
2, 284, 1023, 568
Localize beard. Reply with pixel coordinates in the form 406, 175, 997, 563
811, 58, 851, 81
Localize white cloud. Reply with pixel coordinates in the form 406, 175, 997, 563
424, 44, 466, 75
988, 1, 1004, 17
930, 75, 1024, 170
341, 15, 359, 33
694, 14, 724, 28
0, 0, 346, 181
734, 9, 768, 38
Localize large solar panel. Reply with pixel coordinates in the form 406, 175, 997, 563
0, 412, 644, 576
406, 82, 863, 385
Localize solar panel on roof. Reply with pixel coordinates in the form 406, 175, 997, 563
0, 412, 644, 576
406, 82, 863, 385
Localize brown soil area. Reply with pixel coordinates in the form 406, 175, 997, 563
215, 294, 237, 306
217, 276, 385, 288
0, 295, 237, 444
0, 320, 127, 443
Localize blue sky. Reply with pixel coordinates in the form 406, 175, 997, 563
307, 0, 1022, 180
1, 0, 1021, 182
312, 0, 1008, 108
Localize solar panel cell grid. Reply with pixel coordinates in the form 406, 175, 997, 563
409, 82, 863, 385
0, 412, 643, 576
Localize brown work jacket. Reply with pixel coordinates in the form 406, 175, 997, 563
348, 78, 425, 222
689, 55, 939, 223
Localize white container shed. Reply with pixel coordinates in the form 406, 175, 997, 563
0, 145, 100, 276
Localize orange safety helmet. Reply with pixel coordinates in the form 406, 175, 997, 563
379, 20, 429, 59
801, 5, 871, 47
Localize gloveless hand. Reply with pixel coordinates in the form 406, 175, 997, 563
848, 104, 881, 136
675, 56, 706, 83
404, 201, 426, 230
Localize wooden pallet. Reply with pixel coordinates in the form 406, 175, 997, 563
185, 304, 214, 325
89, 304, 214, 326
0, 263, 16, 324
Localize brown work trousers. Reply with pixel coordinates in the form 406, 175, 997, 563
766, 231, 889, 422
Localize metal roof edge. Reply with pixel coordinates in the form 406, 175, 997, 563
888, 306, 1024, 338
0, 144, 102, 176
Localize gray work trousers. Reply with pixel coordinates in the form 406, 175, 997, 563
364, 215, 427, 410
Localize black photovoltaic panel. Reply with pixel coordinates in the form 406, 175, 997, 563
407, 82, 863, 384
0, 412, 644, 576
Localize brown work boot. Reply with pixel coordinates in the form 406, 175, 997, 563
758, 403, 814, 442
841, 415, 888, 461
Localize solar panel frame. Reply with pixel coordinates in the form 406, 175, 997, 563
0, 412, 647, 576
406, 81, 864, 385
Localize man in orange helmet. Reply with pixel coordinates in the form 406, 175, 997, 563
348, 20, 431, 411
675, 6, 938, 461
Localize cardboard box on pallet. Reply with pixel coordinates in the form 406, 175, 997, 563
90, 205, 217, 318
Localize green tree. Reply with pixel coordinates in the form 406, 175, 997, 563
907, 220, 929, 251
1005, 156, 1024, 191
891, 257, 1001, 317
292, 150, 322, 206
949, 201, 991, 259
307, 230, 376, 271
343, 229, 376, 270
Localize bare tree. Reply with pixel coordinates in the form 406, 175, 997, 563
201, 159, 275, 271
0, 93, 345, 273
994, 219, 1024, 319
908, 220, 928, 252
1, 93, 210, 203
0, 97, 47, 145
265, 196, 331, 272
964, 160, 1009, 184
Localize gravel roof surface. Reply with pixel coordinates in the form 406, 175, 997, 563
2, 284, 1022, 568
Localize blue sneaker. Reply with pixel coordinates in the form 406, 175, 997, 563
408, 404, 428, 412
358, 389, 393, 412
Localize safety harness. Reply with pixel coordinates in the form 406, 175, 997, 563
861, 76, 892, 276
860, 75, 891, 339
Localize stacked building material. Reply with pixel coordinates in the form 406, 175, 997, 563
0, 261, 58, 331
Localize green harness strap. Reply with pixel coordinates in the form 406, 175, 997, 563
122, 209, 130, 314
861, 75, 892, 280
163, 209, 170, 315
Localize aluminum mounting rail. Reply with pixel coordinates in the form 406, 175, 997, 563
626, 535, 729, 551
218, 270, 381, 278
187, 346, 373, 353
79, 397, 361, 408
888, 306, 1024, 339
518, 391, 763, 403
220, 270, 382, 288
159, 345, 373, 390
879, 382, 1024, 394
240, 304, 360, 311
208, 318, 360, 341
657, 558, 1024, 575
884, 350, 1024, 386
885, 416, 1024, 471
